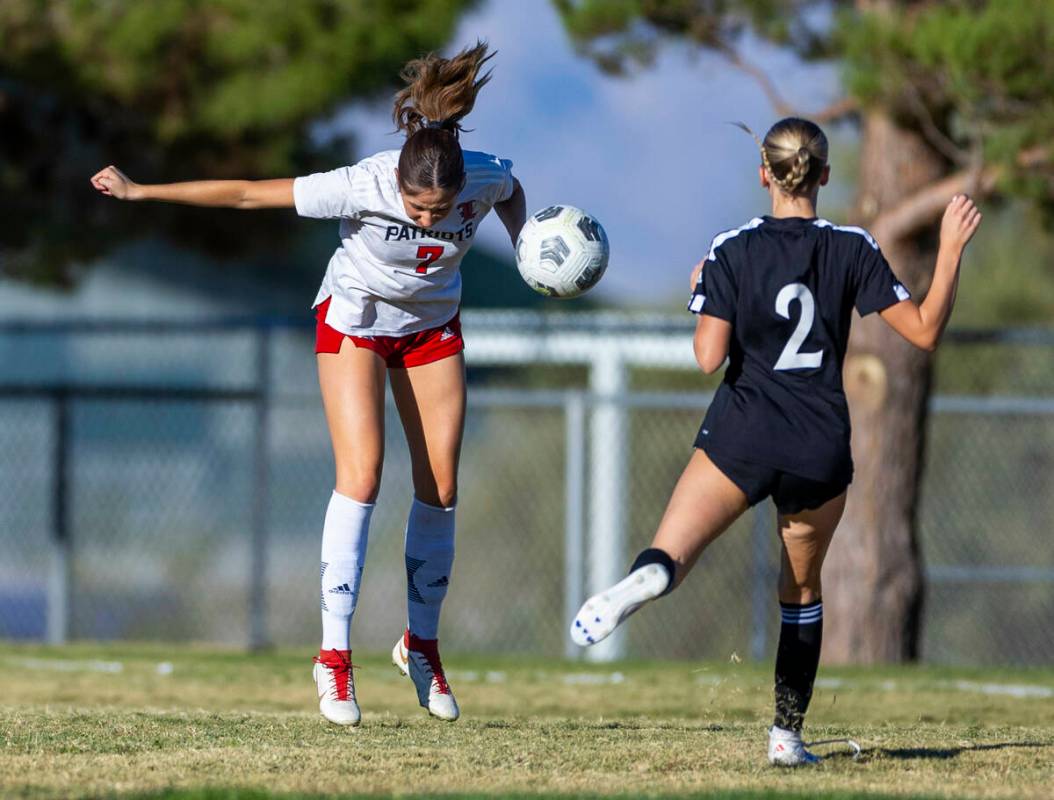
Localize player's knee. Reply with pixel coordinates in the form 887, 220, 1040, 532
411, 469, 457, 508
425, 483, 458, 509
335, 481, 380, 504
778, 574, 822, 605
335, 465, 382, 504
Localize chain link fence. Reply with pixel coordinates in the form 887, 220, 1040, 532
1, 315, 1051, 666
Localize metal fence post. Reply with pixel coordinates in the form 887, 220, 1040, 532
564, 391, 587, 661
586, 348, 628, 663
249, 325, 272, 650
47, 389, 71, 645
750, 500, 773, 661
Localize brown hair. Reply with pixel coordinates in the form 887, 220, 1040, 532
393, 41, 495, 193
736, 118, 829, 195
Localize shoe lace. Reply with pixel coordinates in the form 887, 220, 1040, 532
313, 653, 358, 701
804, 736, 861, 760
411, 641, 450, 695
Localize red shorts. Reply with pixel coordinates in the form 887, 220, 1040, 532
314, 297, 464, 368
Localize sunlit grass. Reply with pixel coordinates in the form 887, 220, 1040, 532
1, 642, 1052, 799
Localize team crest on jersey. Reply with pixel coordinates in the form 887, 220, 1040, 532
457, 201, 477, 223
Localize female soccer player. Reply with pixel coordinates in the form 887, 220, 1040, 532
91, 42, 526, 727
570, 117, 981, 765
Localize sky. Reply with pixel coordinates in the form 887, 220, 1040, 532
333, 0, 845, 307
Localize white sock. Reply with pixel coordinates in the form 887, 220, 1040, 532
404, 497, 455, 640
320, 490, 373, 651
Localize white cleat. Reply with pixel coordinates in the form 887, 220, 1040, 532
768, 725, 822, 766
392, 630, 460, 721
313, 649, 360, 726
570, 563, 670, 647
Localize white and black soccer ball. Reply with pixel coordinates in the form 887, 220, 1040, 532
515, 205, 609, 299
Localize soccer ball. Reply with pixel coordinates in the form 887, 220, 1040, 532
515, 205, 609, 298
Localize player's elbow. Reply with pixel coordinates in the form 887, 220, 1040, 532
694, 345, 726, 375
886, 306, 942, 352
699, 357, 725, 375
235, 187, 260, 209
908, 323, 941, 353
693, 335, 727, 374
235, 180, 289, 209
916, 332, 940, 353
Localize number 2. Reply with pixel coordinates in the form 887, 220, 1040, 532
773, 283, 823, 371
415, 245, 443, 274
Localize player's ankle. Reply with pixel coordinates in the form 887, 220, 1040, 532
629, 548, 675, 595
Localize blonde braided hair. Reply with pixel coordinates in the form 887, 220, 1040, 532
734, 118, 828, 195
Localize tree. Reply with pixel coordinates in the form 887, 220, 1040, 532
555, 0, 1054, 662
0, 0, 477, 285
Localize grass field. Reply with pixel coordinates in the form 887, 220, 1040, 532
1, 642, 1052, 799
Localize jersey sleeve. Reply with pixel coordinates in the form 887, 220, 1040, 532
468, 152, 515, 205
853, 239, 911, 315
493, 159, 516, 203
687, 245, 738, 322
293, 165, 373, 220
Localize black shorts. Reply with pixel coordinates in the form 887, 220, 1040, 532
699, 443, 850, 515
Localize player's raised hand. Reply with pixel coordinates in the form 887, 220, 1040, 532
689, 258, 706, 291
940, 193, 982, 253
90, 165, 139, 200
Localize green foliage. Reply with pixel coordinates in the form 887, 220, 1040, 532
557, 0, 1054, 209
0, 0, 476, 284
950, 203, 1054, 328
841, 0, 1054, 194
554, 0, 841, 73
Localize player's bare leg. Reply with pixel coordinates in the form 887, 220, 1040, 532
650, 449, 751, 585
318, 339, 388, 503
769, 492, 847, 766
571, 449, 749, 646
388, 352, 466, 720
311, 339, 387, 726
390, 352, 466, 509
777, 492, 844, 604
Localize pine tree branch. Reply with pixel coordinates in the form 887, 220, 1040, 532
901, 80, 971, 166
812, 97, 859, 124
718, 45, 857, 123
870, 146, 1050, 243
870, 168, 995, 244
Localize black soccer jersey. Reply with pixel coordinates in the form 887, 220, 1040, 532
688, 215, 910, 483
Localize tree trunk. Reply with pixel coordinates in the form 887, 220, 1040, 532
822, 111, 946, 664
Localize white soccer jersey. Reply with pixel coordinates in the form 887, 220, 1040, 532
294, 149, 515, 336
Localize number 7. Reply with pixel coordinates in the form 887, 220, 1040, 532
415, 245, 444, 274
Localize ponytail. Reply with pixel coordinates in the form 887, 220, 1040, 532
393, 41, 494, 192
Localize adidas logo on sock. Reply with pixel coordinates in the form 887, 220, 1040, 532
427, 576, 449, 588
328, 583, 354, 595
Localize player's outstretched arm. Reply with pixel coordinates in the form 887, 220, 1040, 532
879, 194, 982, 352
494, 178, 526, 246
90, 165, 295, 209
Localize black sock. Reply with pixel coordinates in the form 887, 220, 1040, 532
628, 548, 675, 596
773, 599, 823, 732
